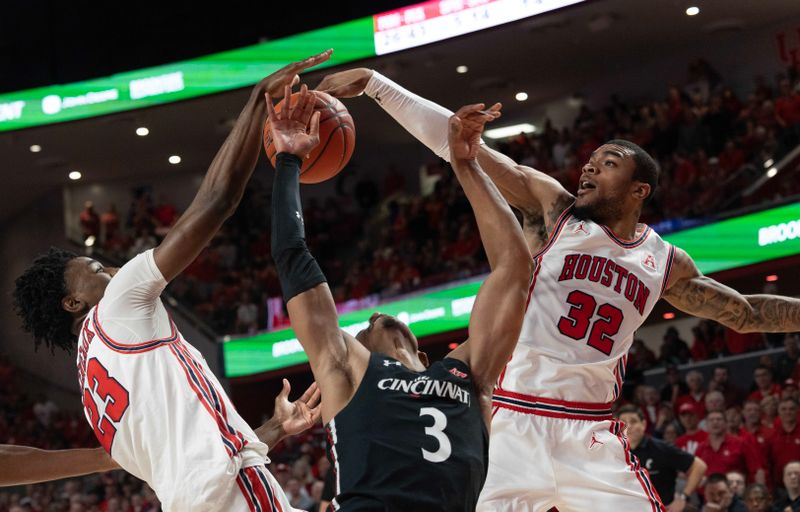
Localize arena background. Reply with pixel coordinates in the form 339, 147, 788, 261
2, 0, 800, 509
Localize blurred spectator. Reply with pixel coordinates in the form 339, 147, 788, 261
695, 411, 765, 485
100, 204, 120, 244
774, 460, 800, 512
710, 365, 746, 408
285, 478, 314, 511
661, 365, 689, 405
629, 338, 657, 373
701, 391, 727, 430
727, 470, 746, 499
640, 386, 662, 434
777, 335, 800, 382
750, 366, 782, 403
767, 398, 800, 487
617, 405, 706, 510
742, 483, 772, 512
660, 327, 692, 366
79, 201, 100, 241
235, 292, 259, 335
676, 370, 707, 418
677, 402, 708, 455
702, 473, 747, 512
761, 395, 779, 429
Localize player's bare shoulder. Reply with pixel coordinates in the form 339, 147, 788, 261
515, 165, 574, 253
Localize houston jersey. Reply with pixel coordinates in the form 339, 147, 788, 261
496, 207, 675, 406
326, 353, 488, 511
76, 250, 290, 511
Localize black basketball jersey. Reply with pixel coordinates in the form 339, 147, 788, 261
325, 352, 488, 512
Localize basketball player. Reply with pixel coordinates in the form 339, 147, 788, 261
267, 81, 532, 510
315, 68, 800, 511
0, 379, 319, 487
11, 49, 332, 511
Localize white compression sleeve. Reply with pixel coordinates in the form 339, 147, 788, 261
364, 71, 455, 162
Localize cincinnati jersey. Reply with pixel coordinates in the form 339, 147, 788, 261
496, 206, 675, 405
326, 352, 488, 511
76, 250, 291, 512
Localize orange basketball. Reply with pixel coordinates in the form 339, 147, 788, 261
263, 90, 356, 184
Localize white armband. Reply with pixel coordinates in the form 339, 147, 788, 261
365, 72, 485, 162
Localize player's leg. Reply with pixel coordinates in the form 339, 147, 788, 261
223, 464, 296, 512
553, 419, 665, 512
477, 408, 557, 512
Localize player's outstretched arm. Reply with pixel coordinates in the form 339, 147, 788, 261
151, 49, 332, 282
268, 84, 369, 423
254, 380, 321, 449
316, 68, 573, 227
664, 247, 800, 332
444, 104, 533, 398
0, 445, 119, 486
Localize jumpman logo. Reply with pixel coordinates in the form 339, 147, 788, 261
589, 432, 604, 450
574, 222, 589, 235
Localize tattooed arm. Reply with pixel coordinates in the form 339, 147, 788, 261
663, 247, 800, 332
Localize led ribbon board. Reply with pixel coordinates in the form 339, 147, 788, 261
0, 0, 586, 132
223, 201, 800, 377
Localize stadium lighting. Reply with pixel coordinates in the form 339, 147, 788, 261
29, 144, 42, 152
767, 167, 778, 178
764, 159, 774, 168
484, 123, 536, 140
168, 155, 181, 164
663, 312, 676, 320
68, 171, 82, 180
84, 235, 96, 247
456, 65, 468, 74
766, 274, 779, 282
515, 92, 529, 101
686, 6, 700, 16
136, 127, 149, 136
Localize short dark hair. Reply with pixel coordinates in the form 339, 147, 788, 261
615, 405, 644, 420
12, 248, 78, 353
780, 397, 798, 407
706, 473, 729, 486
606, 139, 659, 200
754, 365, 773, 375
743, 483, 770, 500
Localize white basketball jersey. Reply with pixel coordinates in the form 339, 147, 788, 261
76, 250, 290, 511
497, 208, 675, 404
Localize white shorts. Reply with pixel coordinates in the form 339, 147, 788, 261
225, 465, 297, 512
477, 396, 665, 512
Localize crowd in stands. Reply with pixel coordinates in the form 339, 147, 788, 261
73, 58, 800, 338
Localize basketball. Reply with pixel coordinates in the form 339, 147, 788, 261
263, 90, 356, 184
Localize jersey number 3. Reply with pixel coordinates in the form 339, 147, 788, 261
420, 407, 451, 463
83, 358, 130, 453
557, 290, 624, 355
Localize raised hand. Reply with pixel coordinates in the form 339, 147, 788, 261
447, 102, 502, 161
256, 49, 333, 99
266, 83, 321, 159
315, 68, 374, 98
272, 380, 322, 437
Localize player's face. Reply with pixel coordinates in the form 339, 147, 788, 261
573, 144, 643, 224
63, 257, 118, 314
356, 312, 421, 361
619, 413, 645, 444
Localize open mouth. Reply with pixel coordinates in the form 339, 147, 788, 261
578, 181, 596, 195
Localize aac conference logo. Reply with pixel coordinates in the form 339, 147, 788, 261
41, 95, 62, 115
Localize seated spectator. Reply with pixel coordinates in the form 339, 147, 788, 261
695, 411, 766, 485
660, 327, 692, 366
661, 365, 689, 405
702, 391, 727, 430
774, 460, 800, 512
677, 402, 709, 455
285, 477, 314, 510
79, 201, 100, 241
702, 473, 747, 512
750, 366, 782, 403
777, 335, 800, 382
710, 365, 746, 408
629, 338, 657, 373
676, 370, 708, 419
785, 379, 800, 403
767, 398, 800, 487
640, 386, 662, 434
742, 483, 772, 512
761, 395, 779, 429
617, 405, 706, 510
664, 423, 680, 446
727, 470, 746, 498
